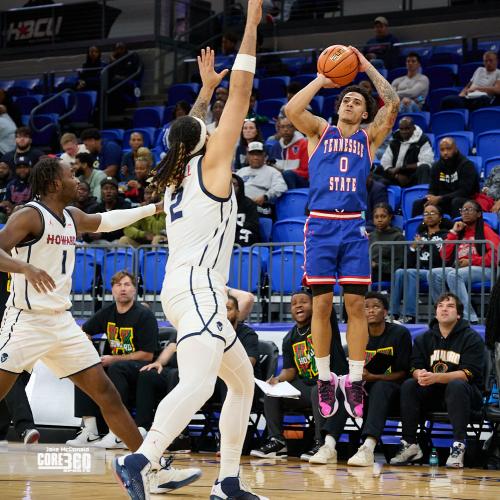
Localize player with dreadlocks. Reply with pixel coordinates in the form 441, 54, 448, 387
0, 156, 202, 494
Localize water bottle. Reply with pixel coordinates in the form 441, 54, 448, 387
429, 448, 439, 467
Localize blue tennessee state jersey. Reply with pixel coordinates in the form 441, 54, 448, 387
308, 125, 372, 212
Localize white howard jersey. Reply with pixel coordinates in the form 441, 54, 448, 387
163, 155, 236, 282
7, 201, 76, 312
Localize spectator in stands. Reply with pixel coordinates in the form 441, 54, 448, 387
370, 203, 405, 282
390, 293, 484, 468
236, 141, 287, 218
363, 16, 399, 68
207, 99, 225, 134
391, 52, 429, 112
390, 204, 452, 323
67, 271, 157, 448
215, 86, 229, 103
4, 156, 33, 214
365, 173, 389, 233
120, 185, 167, 247
0, 105, 17, 155
250, 290, 348, 460
309, 292, 411, 466
158, 101, 192, 152
221, 31, 238, 56
0, 161, 12, 223
123, 150, 152, 205
172, 100, 191, 119
72, 181, 99, 215
81, 128, 122, 178
77, 45, 105, 92
121, 132, 144, 181
380, 117, 433, 187
234, 119, 264, 170
442, 51, 500, 110
278, 82, 314, 120
359, 80, 384, 109
430, 200, 500, 324
482, 164, 500, 214
232, 174, 260, 246
0, 89, 21, 127
412, 137, 479, 218
75, 152, 107, 202
1, 127, 43, 172
83, 177, 131, 244
247, 89, 269, 124
59, 133, 88, 166
268, 117, 309, 189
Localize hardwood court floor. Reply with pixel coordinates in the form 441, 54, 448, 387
1, 444, 500, 499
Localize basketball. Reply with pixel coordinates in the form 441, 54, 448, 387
317, 44, 359, 86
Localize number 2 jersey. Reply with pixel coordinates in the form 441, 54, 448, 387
7, 201, 76, 312
308, 125, 372, 212
163, 155, 236, 283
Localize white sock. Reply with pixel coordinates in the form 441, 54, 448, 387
325, 434, 336, 451
363, 436, 377, 452
349, 360, 364, 382
316, 355, 331, 381
82, 417, 98, 436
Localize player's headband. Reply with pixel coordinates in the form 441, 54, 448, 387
164, 116, 207, 156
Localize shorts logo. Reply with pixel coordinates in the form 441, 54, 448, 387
0, 353, 8, 363
216, 321, 223, 332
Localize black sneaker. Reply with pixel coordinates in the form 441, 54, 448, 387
250, 438, 287, 458
300, 440, 322, 461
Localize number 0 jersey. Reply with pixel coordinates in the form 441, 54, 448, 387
7, 201, 76, 312
163, 155, 236, 282
308, 125, 372, 212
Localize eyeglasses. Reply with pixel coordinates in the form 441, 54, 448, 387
423, 211, 438, 216
459, 208, 477, 214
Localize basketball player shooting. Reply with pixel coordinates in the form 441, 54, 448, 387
285, 46, 400, 420
113, 2, 267, 500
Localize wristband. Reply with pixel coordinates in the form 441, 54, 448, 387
232, 54, 256, 74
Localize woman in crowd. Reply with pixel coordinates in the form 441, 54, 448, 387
234, 118, 263, 170
77, 45, 105, 91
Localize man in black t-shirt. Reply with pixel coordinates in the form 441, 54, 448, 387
250, 290, 348, 460
66, 271, 157, 449
309, 292, 412, 466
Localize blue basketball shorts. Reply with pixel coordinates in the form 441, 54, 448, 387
303, 211, 371, 286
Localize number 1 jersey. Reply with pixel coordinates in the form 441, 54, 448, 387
308, 125, 372, 212
163, 155, 236, 282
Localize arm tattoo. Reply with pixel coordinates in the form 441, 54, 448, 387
365, 65, 400, 129
189, 95, 210, 121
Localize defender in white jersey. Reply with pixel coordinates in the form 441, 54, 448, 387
114, 2, 268, 500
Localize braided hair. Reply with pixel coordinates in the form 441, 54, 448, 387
456, 200, 486, 256
153, 116, 204, 192
30, 156, 63, 199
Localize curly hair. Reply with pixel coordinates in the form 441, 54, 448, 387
30, 156, 63, 198
335, 85, 378, 124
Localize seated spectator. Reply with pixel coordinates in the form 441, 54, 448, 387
0, 105, 16, 156
380, 117, 433, 187
363, 16, 399, 68
1, 127, 43, 172
309, 292, 411, 466
365, 173, 388, 233
442, 51, 500, 111
390, 293, 484, 468
268, 117, 309, 189
482, 164, 500, 214
370, 203, 405, 282
278, 82, 314, 120
83, 177, 131, 244
206, 99, 225, 134
232, 174, 260, 246
120, 185, 166, 248
246, 89, 269, 124
215, 86, 229, 103
0, 161, 12, 223
234, 119, 264, 170
75, 152, 107, 202
81, 128, 122, 178
67, 271, 157, 448
157, 101, 192, 151
72, 181, 99, 215
430, 200, 500, 324
77, 45, 105, 92
390, 204, 452, 323
391, 52, 429, 112
60, 133, 88, 167
412, 137, 479, 218
121, 132, 144, 181
4, 156, 33, 214
236, 142, 288, 218
0, 88, 21, 127
250, 290, 348, 460
123, 149, 153, 205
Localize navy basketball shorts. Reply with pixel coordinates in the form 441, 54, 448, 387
303, 211, 371, 286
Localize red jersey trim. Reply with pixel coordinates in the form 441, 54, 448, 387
308, 123, 330, 159
309, 210, 362, 220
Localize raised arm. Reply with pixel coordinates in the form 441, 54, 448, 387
350, 47, 400, 155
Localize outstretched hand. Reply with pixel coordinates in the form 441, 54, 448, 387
23, 264, 56, 294
197, 47, 229, 90
348, 46, 370, 72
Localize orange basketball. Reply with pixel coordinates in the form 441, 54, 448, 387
317, 45, 359, 86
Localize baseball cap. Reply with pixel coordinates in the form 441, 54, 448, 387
15, 156, 32, 167
374, 16, 389, 25
100, 176, 118, 188
247, 141, 264, 153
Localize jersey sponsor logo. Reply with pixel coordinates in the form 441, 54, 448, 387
6, 17, 63, 42
329, 176, 358, 192
46, 234, 76, 245
322, 137, 365, 158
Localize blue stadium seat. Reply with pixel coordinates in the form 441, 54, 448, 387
9, 78, 40, 96
167, 83, 200, 105
282, 56, 309, 75
396, 112, 430, 132
435, 131, 473, 156
477, 130, 500, 163
0, 80, 14, 90
229, 247, 262, 292
101, 128, 124, 145
484, 156, 500, 179
102, 248, 135, 292
55, 75, 79, 91
469, 108, 500, 137
260, 121, 276, 141
72, 249, 96, 294
39, 94, 67, 115
258, 77, 290, 100
387, 185, 402, 212
270, 246, 304, 294
259, 217, 272, 243
467, 156, 483, 178
428, 87, 461, 113
13, 95, 42, 115
388, 67, 407, 82
404, 216, 423, 241
132, 106, 165, 128
458, 62, 483, 86
271, 217, 306, 243
401, 184, 429, 220
426, 133, 435, 150
399, 46, 433, 65
431, 110, 468, 135
163, 105, 176, 124
140, 248, 167, 294
392, 214, 404, 230
66, 91, 97, 123
483, 213, 499, 232
429, 45, 463, 65
256, 98, 286, 120
214, 55, 235, 71
29, 114, 59, 147
321, 95, 339, 119
310, 96, 324, 117
151, 147, 163, 164
292, 73, 316, 87
275, 189, 309, 220
426, 65, 458, 90
123, 127, 156, 149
